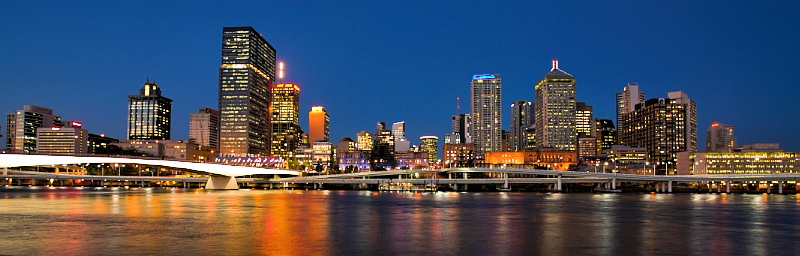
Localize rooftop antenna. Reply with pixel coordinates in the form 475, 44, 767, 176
552, 59, 559, 71
278, 61, 285, 83
457, 97, 461, 114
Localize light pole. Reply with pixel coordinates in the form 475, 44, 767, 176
603, 162, 608, 173
115, 164, 120, 176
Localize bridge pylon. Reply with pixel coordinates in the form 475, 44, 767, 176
205, 176, 240, 190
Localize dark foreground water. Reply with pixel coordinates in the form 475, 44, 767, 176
0, 187, 798, 255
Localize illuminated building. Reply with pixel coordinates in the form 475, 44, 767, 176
88, 133, 119, 154
443, 143, 474, 167
338, 150, 371, 171
312, 141, 336, 166
128, 79, 172, 140
376, 122, 386, 132
308, 106, 330, 143
395, 152, 430, 169
618, 92, 697, 173
36, 121, 88, 155
112, 140, 216, 162
576, 102, 594, 136
337, 137, 356, 153
594, 118, 616, 154
484, 148, 577, 171
605, 145, 649, 174
218, 26, 276, 157
271, 83, 301, 159
356, 131, 373, 151
706, 122, 736, 152
470, 74, 502, 159
420, 136, 439, 165
189, 108, 220, 150
677, 151, 799, 175
524, 127, 536, 150
375, 129, 393, 146
6, 105, 62, 153
577, 137, 598, 158
392, 121, 406, 141
616, 83, 645, 145
510, 100, 534, 151
394, 138, 411, 153
535, 60, 576, 151
371, 140, 395, 169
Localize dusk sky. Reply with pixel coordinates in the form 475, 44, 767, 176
2, 1, 799, 151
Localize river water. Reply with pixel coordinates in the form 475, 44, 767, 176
0, 187, 798, 255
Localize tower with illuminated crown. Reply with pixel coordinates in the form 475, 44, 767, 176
535, 60, 576, 151
127, 79, 172, 140
271, 62, 302, 159
470, 74, 502, 160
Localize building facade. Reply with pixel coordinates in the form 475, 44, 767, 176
451, 114, 472, 144
484, 148, 578, 171
706, 122, 736, 152
356, 131, 373, 151
470, 74, 502, 160
308, 106, 330, 143
594, 118, 616, 154
36, 121, 89, 155
535, 60, 577, 151
6, 105, 62, 153
616, 83, 645, 145
271, 84, 302, 159
420, 136, 439, 165
218, 26, 276, 157
189, 108, 220, 150
677, 151, 799, 175
618, 92, 697, 173
127, 80, 172, 140
509, 100, 534, 152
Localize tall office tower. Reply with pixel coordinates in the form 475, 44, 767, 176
219, 26, 276, 157
36, 121, 89, 155
535, 60, 577, 150
451, 114, 472, 144
618, 91, 697, 172
470, 74, 502, 159
308, 106, 330, 143
392, 121, 406, 141
510, 100, 534, 151
271, 83, 301, 159
575, 102, 594, 136
356, 131, 373, 151
127, 80, 172, 140
189, 108, 220, 150
376, 122, 386, 133
420, 136, 439, 164
616, 83, 645, 145
6, 105, 62, 153
594, 118, 616, 154
706, 123, 736, 152
376, 129, 394, 146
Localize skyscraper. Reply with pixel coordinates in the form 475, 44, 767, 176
218, 26, 276, 157
535, 60, 576, 151
470, 74, 502, 159
451, 114, 471, 144
706, 122, 736, 152
618, 91, 697, 172
6, 105, 62, 153
575, 102, 594, 136
127, 79, 172, 140
392, 121, 406, 141
189, 108, 220, 150
595, 118, 616, 154
616, 83, 645, 145
510, 100, 534, 152
420, 136, 439, 165
308, 106, 330, 143
356, 131, 373, 151
271, 83, 301, 159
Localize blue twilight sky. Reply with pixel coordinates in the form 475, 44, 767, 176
1, 1, 799, 151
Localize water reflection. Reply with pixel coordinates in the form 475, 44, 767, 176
0, 188, 799, 255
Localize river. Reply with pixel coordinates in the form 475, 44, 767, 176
0, 187, 798, 255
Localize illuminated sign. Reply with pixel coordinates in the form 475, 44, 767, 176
472, 74, 497, 80
71, 121, 82, 127
51, 127, 61, 131
711, 122, 720, 127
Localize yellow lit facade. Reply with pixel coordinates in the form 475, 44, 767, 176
271, 83, 301, 160
484, 149, 577, 170
678, 151, 799, 175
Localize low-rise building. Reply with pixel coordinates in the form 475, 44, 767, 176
484, 148, 577, 171
395, 152, 430, 169
112, 139, 216, 162
36, 121, 89, 155
677, 151, 799, 175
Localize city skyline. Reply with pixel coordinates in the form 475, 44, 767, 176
1, 1, 799, 151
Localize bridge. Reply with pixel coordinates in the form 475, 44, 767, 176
0, 154, 299, 189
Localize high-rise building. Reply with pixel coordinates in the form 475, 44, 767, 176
575, 102, 594, 136
376, 122, 386, 133
594, 118, 616, 154
451, 114, 472, 144
618, 91, 697, 173
218, 26, 276, 157
127, 79, 172, 140
356, 131, 373, 151
271, 83, 301, 159
535, 60, 576, 151
706, 122, 736, 152
189, 108, 220, 150
616, 83, 645, 145
36, 121, 88, 155
6, 105, 62, 153
308, 106, 330, 143
420, 136, 439, 165
510, 100, 534, 151
470, 74, 502, 159
391, 121, 406, 141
